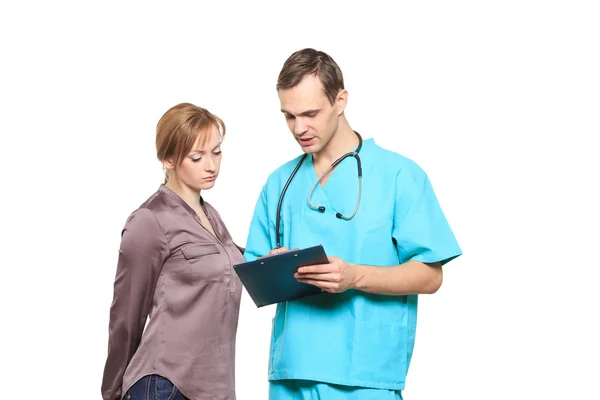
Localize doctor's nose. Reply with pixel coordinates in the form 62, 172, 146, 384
293, 118, 309, 135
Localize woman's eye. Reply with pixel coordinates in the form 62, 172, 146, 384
190, 157, 202, 162
213, 150, 222, 155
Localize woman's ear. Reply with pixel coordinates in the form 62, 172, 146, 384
162, 158, 175, 170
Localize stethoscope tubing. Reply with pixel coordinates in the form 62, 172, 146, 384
275, 131, 363, 248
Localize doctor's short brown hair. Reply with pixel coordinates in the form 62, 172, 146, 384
276, 48, 345, 105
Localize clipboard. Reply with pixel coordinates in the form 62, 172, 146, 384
233, 245, 329, 308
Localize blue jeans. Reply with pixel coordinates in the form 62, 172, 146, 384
123, 375, 188, 400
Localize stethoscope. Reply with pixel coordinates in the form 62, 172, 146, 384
275, 130, 363, 249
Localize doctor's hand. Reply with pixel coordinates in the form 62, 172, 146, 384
258, 247, 297, 259
294, 256, 359, 293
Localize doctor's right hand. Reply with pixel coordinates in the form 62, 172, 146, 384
269, 247, 290, 256
258, 247, 297, 258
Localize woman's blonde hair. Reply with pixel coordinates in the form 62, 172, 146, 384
156, 103, 226, 183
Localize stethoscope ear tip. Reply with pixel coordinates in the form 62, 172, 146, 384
318, 206, 326, 213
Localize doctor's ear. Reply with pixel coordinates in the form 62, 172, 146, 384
335, 89, 348, 115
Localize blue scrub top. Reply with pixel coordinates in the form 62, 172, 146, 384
244, 138, 462, 390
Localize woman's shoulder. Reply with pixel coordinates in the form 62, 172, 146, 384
121, 187, 170, 229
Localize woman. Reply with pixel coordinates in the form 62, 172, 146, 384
101, 103, 244, 400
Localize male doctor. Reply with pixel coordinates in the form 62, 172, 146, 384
244, 48, 462, 400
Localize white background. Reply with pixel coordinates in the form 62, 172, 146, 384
1, 1, 599, 399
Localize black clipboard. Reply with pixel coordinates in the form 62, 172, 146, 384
233, 245, 329, 308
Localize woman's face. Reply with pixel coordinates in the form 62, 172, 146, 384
169, 125, 223, 192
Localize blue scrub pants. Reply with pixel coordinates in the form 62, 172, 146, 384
269, 380, 403, 400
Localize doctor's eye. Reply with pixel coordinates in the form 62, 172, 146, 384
284, 113, 295, 120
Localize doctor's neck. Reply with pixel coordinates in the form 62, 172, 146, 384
312, 118, 357, 166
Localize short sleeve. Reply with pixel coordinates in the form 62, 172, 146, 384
244, 185, 274, 262
392, 162, 462, 266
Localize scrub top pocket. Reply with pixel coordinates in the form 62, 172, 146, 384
351, 322, 409, 386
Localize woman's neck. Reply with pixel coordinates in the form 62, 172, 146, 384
165, 180, 203, 214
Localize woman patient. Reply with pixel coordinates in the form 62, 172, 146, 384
101, 103, 243, 400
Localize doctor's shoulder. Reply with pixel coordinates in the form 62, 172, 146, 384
370, 142, 429, 183
263, 153, 306, 188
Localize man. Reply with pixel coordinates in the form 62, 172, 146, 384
244, 48, 462, 400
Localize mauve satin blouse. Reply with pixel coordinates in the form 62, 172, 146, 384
101, 185, 244, 400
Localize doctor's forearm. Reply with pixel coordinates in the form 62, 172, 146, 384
351, 261, 443, 295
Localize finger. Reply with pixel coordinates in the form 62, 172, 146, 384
268, 247, 289, 256
294, 272, 340, 282
296, 278, 336, 291
297, 264, 338, 274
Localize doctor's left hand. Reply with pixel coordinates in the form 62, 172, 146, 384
294, 256, 358, 293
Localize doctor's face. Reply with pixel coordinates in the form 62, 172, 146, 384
278, 75, 340, 154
